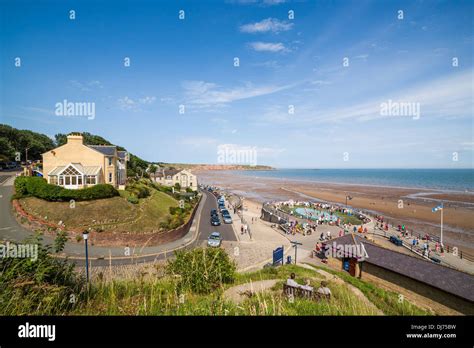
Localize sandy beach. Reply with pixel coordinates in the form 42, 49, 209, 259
197, 170, 474, 255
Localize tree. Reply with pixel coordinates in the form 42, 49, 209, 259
54, 230, 68, 253
148, 164, 157, 181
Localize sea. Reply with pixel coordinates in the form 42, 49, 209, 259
235, 169, 474, 193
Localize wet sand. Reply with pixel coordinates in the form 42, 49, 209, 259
197, 170, 474, 254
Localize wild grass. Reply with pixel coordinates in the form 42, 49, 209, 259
0, 238, 429, 316
305, 263, 430, 315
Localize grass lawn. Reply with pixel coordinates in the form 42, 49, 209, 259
19, 190, 178, 233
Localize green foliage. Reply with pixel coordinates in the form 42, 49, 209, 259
127, 195, 139, 204
54, 132, 125, 150
14, 176, 119, 201
0, 124, 55, 162
125, 182, 150, 199
167, 248, 236, 294
127, 154, 150, 178
53, 230, 68, 253
174, 183, 181, 191
0, 234, 84, 315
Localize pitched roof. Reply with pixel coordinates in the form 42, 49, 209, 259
117, 151, 127, 160
88, 145, 117, 156
155, 169, 181, 178
48, 164, 101, 176
331, 234, 474, 302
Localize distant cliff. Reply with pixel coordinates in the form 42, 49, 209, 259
158, 163, 275, 171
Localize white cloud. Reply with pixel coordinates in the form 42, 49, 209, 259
310, 80, 331, 85
70, 80, 103, 91
138, 96, 156, 104
354, 54, 369, 60
302, 69, 473, 124
240, 18, 293, 33
182, 80, 294, 108
249, 41, 287, 52
117, 95, 156, 111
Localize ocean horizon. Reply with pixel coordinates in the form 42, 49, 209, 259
234, 168, 474, 193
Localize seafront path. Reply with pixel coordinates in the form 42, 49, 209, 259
261, 199, 474, 275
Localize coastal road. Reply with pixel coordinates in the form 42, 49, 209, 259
195, 189, 238, 245
0, 173, 203, 266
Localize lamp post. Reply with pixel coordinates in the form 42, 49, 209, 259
83, 231, 90, 283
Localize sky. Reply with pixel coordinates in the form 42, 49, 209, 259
0, 0, 473, 168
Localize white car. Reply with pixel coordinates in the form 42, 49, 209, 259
207, 232, 222, 247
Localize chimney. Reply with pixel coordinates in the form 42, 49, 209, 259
67, 134, 83, 144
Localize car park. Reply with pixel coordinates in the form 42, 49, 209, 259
207, 232, 222, 247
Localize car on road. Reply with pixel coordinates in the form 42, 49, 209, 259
218, 204, 226, 212
222, 214, 232, 224
207, 232, 222, 247
210, 215, 221, 226
210, 209, 218, 216
221, 209, 229, 215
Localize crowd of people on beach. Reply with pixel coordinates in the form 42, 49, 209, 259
374, 215, 444, 257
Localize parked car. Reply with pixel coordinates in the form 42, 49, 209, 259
210, 215, 221, 226
221, 209, 229, 216
210, 209, 218, 216
222, 214, 232, 224
207, 232, 222, 247
218, 204, 226, 212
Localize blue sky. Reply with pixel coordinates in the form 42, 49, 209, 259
1, 0, 473, 168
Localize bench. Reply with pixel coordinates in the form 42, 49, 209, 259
283, 284, 330, 301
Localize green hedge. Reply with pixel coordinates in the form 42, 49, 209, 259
14, 176, 119, 201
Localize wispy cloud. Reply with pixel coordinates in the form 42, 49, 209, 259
182, 80, 294, 108
240, 18, 293, 33
303, 69, 473, 124
70, 80, 103, 92
117, 96, 156, 111
248, 41, 288, 52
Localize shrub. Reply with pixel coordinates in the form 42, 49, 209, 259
167, 248, 236, 294
0, 234, 84, 315
125, 183, 150, 199
127, 195, 139, 204
14, 177, 119, 201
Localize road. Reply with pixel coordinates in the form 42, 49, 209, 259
0, 173, 214, 266
195, 190, 238, 244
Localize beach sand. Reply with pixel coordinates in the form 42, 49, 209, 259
196, 170, 474, 255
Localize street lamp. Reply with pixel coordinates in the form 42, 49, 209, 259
290, 240, 303, 264
345, 194, 352, 208
83, 231, 90, 283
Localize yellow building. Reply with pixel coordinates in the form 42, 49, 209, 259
42, 134, 127, 189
